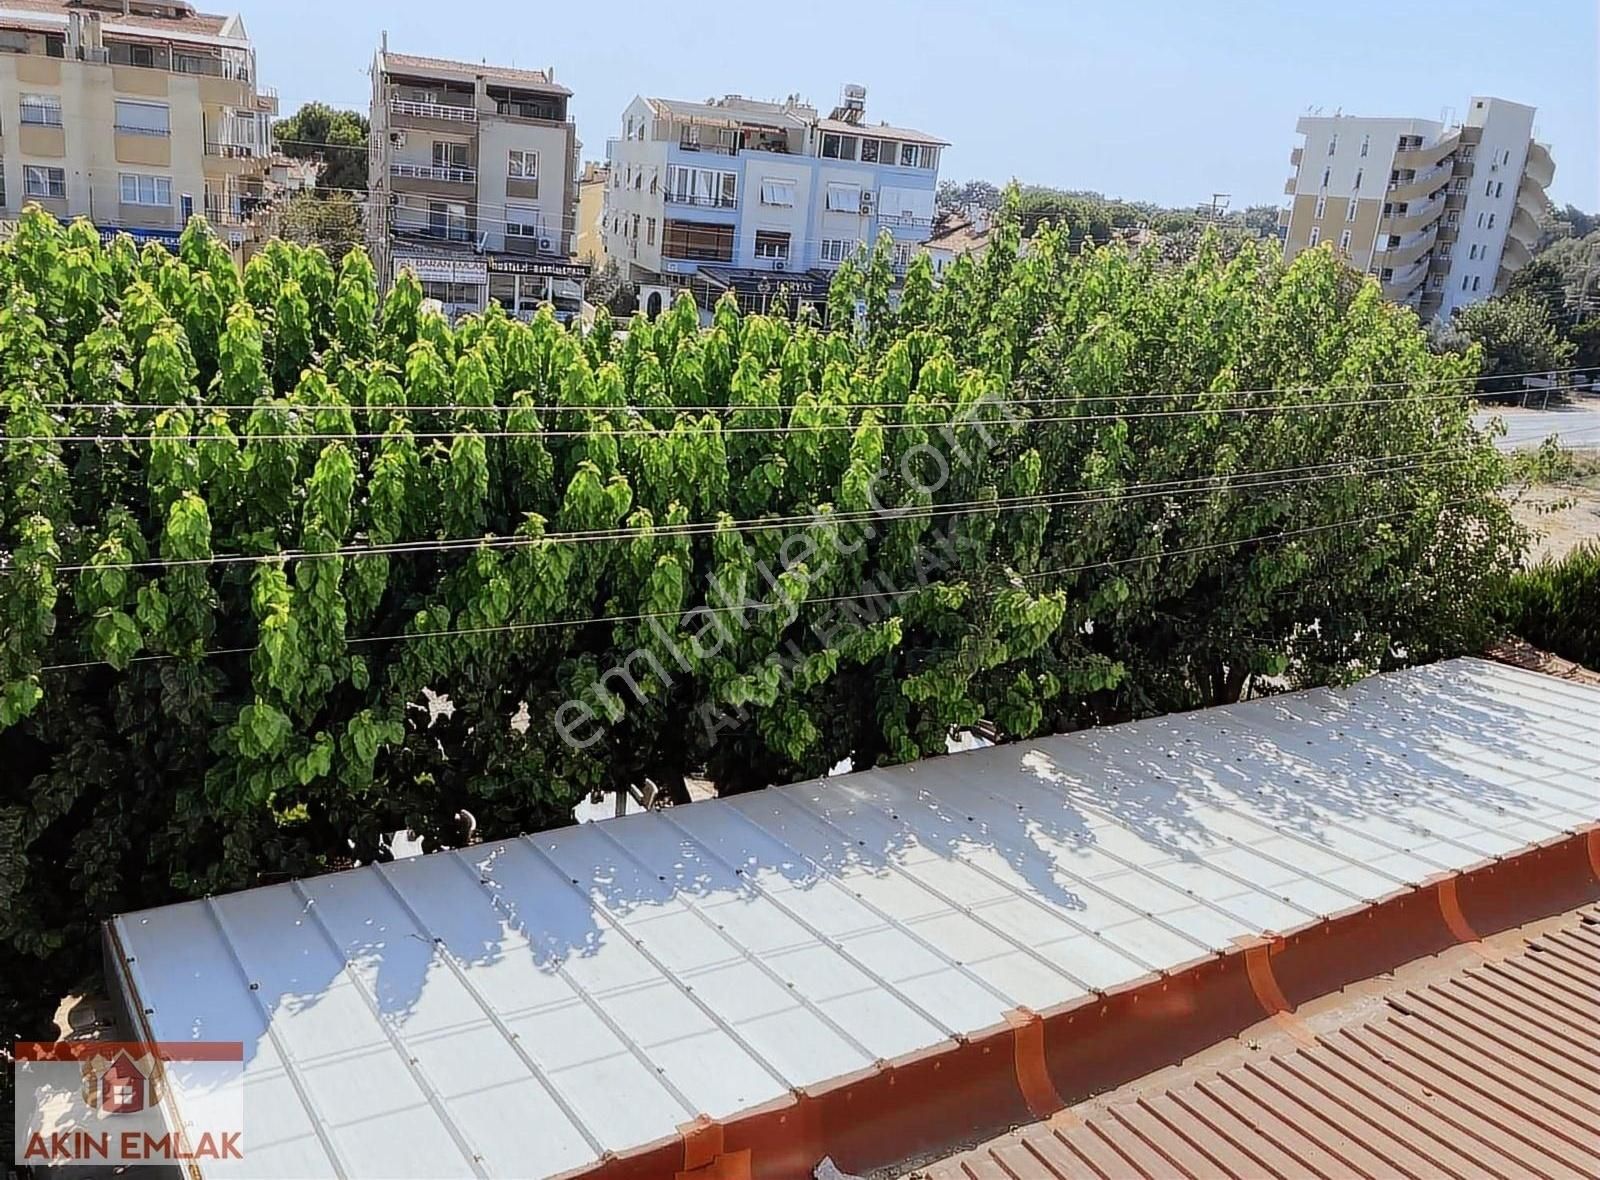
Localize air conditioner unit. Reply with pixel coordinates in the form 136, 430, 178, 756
859, 191, 876, 215
538, 235, 555, 252
773, 260, 786, 271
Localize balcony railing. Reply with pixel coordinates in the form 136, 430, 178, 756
676, 140, 737, 156
391, 97, 477, 123
665, 192, 737, 210
205, 141, 261, 159
115, 124, 170, 138
495, 101, 567, 123
392, 162, 477, 185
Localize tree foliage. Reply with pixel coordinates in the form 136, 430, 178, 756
1451, 293, 1575, 392
1504, 543, 1600, 670
272, 101, 370, 194
0, 203, 1520, 1053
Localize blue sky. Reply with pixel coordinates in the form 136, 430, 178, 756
246, 0, 1598, 212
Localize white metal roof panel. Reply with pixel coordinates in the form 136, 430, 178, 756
109, 657, 1600, 1178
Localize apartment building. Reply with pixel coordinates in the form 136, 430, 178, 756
368, 37, 586, 322
575, 160, 607, 266
1283, 96, 1554, 320
603, 84, 945, 318
0, 0, 276, 256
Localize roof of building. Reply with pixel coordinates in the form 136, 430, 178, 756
919, 898, 1600, 1178
816, 117, 950, 146
380, 50, 570, 96
923, 212, 993, 256
643, 95, 812, 131
0, 0, 235, 37
105, 657, 1600, 1178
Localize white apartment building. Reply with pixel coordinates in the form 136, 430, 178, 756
0, 0, 277, 257
1283, 96, 1554, 320
603, 85, 945, 318
368, 37, 585, 321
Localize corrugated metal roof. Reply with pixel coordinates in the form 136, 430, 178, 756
918, 901, 1600, 1179
107, 657, 1600, 1178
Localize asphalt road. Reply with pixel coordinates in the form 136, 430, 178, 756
1478, 400, 1600, 450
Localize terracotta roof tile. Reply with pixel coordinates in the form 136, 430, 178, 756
0, 0, 232, 37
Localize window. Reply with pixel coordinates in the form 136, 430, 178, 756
20, 93, 62, 127
661, 219, 734, 262
759, 177, 796, 207
114, 99, 169, 136
1314, 194, 1327, 219
1502, 149, 1511, 166
646, 217, 656, 246
819, 238, 858, 264
859, 138, 880, 164
505, 203, 542, 239
1477, 212, 1487, 228
1338, 229, 1352, 253
432, 141, 468, 169
1360, 134, 1370, 157
1345, 199, 1358, 222
427, 200, 470, 241
1472, 275, 1481, 291
900, 142, 919, 167
1353, 168, 1363, 192
754, 230, 791, 261
821, 133, 857, 161
1321, 167, 1331, 188
1485, 179, 1494, 197
508, 150, 538, 180
665, 165, 737, 207
1487, 212, 1496, 229
892, 242, 913, 271
631, 214, 639, 241
1327, 134, 1338, 156
826, 183, 862, 213
119, 173, 171, 206
24, 165, 65, 198
1469, 244, 1479, 260
1308, 226, 1320, 247
1494, 181, 1503, 198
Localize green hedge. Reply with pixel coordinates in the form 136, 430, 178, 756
1506, 543, 1600, 669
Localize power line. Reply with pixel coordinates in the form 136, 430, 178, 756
15, 385, 1585, 446
29, 375, 1580, 421
30, 501, 1473, 676
36, 450, 1492, 576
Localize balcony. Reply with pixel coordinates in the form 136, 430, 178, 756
1379, 194, 1445, 236
392, 162, 477, 186
1382, 259, 1429, 302
1374, 230, 1438, 271
1394, 131, 1460, 172
495, 100, 569, 125
1525, 141, 1555, 189
1283, 176, 1296, 196
1289, 146, 1303, 167
664, 192, 737, 211
390, 97, 477, 124
1386, 162, 1451, 204
675, 140, 737, 157
1516, 176, 1549, 222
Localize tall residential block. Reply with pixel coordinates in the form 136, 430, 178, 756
368, 38, 586, 322
0, 0, 277, 255
603, 84, 946, 318
1283, 96, 1554, 320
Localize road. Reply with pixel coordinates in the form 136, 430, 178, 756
1478, 400, 1600, 450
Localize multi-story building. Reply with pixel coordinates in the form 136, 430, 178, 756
0, 0, 277, 257
575, 160, 607, 266
603, 84, 945, 318
1283, 96, 1554, 320
368, 37, 586, 322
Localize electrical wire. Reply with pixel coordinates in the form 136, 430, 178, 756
36, 449, 1490, 575
14, 386, 1583, 445
29, 500, 1473, 676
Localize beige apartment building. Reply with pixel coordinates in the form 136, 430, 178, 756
575, 160, 607, 267
368, 37, 586, 322
1283, 96, 1553, 320
0, 0, 276, 256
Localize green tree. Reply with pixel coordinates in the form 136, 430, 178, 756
1452, 293, 1576, 394
276, 191, 364, 260
0, 199, 1521, 1079
273, 102, 370, 195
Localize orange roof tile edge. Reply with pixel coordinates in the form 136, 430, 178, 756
920, 894, 1600, 1179
558, 823, 1600, 1180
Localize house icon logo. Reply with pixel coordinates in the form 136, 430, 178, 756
80, 1049, 162, 1116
